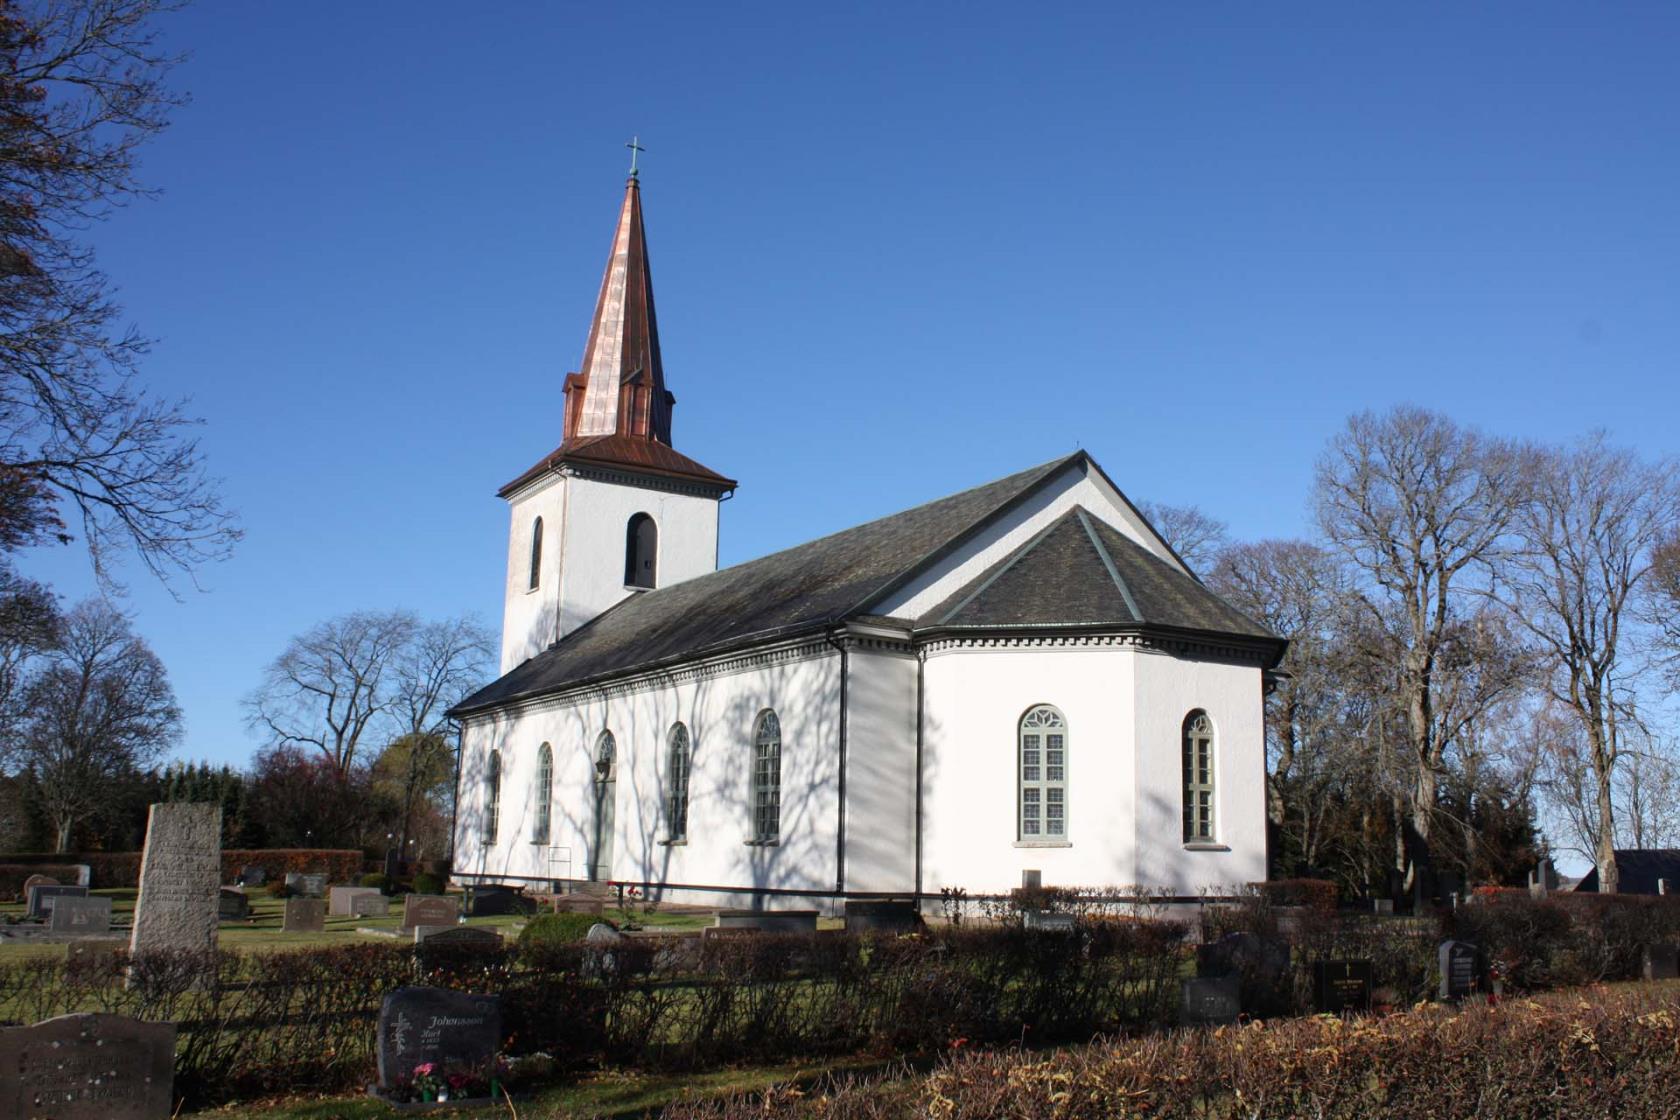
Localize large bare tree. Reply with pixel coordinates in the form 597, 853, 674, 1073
1314, 406, 1524, 886
247, 610, 418, 777
0, 0, 239, 584
384, 616, 492, 851
1503, 435, 1680, 891
6, 598, 178, 850
1138, 500, 1229, 574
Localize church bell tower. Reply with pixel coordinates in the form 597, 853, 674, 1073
496, 169, 735, 672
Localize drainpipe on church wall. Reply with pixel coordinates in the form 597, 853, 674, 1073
914, 646, 927, 906
825, 631, 850, 899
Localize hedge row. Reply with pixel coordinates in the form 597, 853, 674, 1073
0, 922, 1185, 1104
0, 849, 366, 892
667, 982, 1680, 1119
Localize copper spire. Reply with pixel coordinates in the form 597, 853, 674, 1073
565, 175, 672, 445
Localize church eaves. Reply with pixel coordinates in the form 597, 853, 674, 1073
499, 175, 732, 497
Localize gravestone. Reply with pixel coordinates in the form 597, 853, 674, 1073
1022, 910, 1076, 931
129, 802, 221, 960
401, 894, 458, 932
329, 887, 383, 917
1438, 940, 1480, 1000
218, 888, 249, 921
284, 872, 326, 898
1199, 932, 1292, 1017
1021, 869, 1042, 891
237, 865, 265, 888
412, 925, 502, 947
1312, 959, 1373, 1014
713, 909, 819, 934
282, 898, 326, 933
465, 886, 535, 917
67, 864, 92, 889
375, 987, 501, 1095
48, 896, 112, 937
26, 884, 88, 920
351, 893, 391, 918
1372, 898, 1395, 915
1643, 943, 1679, 982
844, 899, 922, 935
0, 1012, 176, 1119
383, 850, 400, 883
20, 873, 57, 902
1180, 976, 1241, 1025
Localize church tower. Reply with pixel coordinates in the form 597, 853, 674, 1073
496, 173, 735, 672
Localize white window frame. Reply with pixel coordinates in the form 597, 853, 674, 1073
484, 749, 502, 846
749, 710, 781, 844
1017, 705, 1068, 845
532, 742, 553, 844
665, 723, 691, 843
1183, 711, 1216, 844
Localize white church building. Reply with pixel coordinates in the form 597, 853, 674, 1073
449, 174, 1285, 908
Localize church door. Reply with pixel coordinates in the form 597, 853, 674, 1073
590, 732, 617, 881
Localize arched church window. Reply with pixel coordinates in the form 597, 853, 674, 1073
625, 513, 658, 589
750, 710, 781, 843
485, 749, 502, 846
1018, 705, 1067, 841
1182, 711, 1216, 843
666, 723, 691, 842
528, 517, 544, 591
533, 742, 553, 845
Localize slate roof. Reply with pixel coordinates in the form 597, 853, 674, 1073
1573, 850, 1680, 895
925, 507, 1274, 638
455, 453, 1283, 716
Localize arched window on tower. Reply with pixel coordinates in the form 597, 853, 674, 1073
1182, 711, 1216, 843
625, 513, 658, 589
528, 517, 543, 591
484, 749, 502, 846
1018, 705, 1068, 842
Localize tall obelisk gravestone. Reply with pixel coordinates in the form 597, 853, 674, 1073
129, 803, 222, 959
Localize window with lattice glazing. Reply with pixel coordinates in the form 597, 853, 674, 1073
485, 749, 502, 846
1018, 706, 1067, 841
666, 723, 691, 841
750, 710, 781, 842
533, 743, 553, 844
1182, 711, 1215, 842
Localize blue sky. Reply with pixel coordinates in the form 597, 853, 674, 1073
18, 3, 1680, 766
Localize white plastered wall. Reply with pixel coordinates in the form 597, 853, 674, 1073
842, 646, 919, 894
919, 642, 1267, 896
453, 645, 843, 908
498, 471, 721, 672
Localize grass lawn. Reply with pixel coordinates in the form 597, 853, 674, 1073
199, 1057, 891, 1119
0, 888, 712, 956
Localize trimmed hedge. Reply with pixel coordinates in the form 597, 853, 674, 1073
0, 848, 365, 891
667, 982, 1680, 1119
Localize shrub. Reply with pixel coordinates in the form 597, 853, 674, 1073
518, 912, 604, 949
412, 871, 444, 895
1256, 877, 1338, 912
264, 880, 292, 899
359, 872, 390, 893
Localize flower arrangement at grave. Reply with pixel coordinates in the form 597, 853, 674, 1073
394, 1054, 531, 1104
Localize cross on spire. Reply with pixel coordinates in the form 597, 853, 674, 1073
626, 135, 645, 178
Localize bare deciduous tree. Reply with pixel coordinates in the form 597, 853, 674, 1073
385, 616, 492, 850
0, 0, 240, 584
5, 598, 178, 850
1503, 435, 1680, 891
1138, 500, 1229, 574
1314, 406, 1524, 885
247, 610, 418, 777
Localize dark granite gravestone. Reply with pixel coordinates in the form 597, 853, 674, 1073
129, 803, 221, 962
217, 889, 249, 921
1180, 976, 1241, 1025
1021, 869, 1042, 891
375, 987, 501, 1095
412, 925, 502, 947
844, 899, 922, 935
299, 874, 326, 898
48, 896, 112, 937
1372, 898, 1395, 915
20, 874, 57, 902
383, 850, 400, 883
401, 894, 458, 932
26, 884, 88, 920
0, 1012, 176, 1119
1312, 959, 1373, 1014
1022, 910, 1076, 931
1199, 931, 1292, 1017
282, 899, 326, 933
1643, 943, 1679, 982
351, 893, 391, 918
465, 887, 536, 917
714, 910, 819, 934
1438, 940, 1480, 1000
237, 866, 265, 888
328, 887, 382, 917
